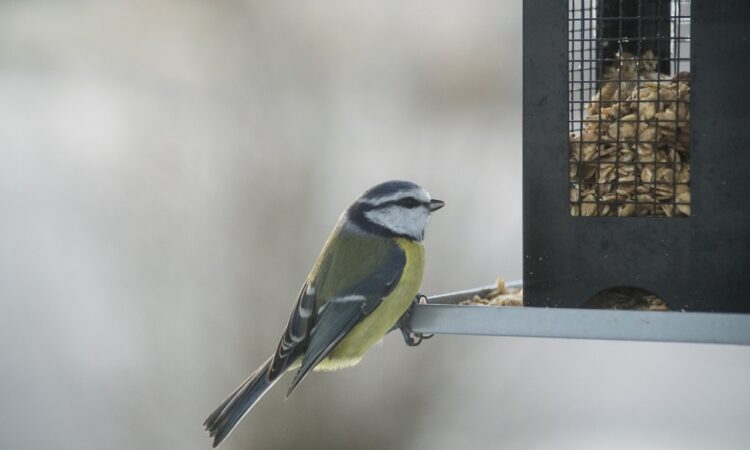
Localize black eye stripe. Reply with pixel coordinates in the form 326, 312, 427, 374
360, 196, 428, 210
400, 197, 417, 208
384, 197, 426, 208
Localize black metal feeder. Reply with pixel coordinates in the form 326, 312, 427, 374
407, 0, 750, 345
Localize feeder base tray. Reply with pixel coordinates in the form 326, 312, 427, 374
410, 284, 750, 346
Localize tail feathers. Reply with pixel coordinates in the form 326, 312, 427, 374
204, 356, 278, 447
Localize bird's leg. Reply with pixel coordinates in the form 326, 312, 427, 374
393, 293, 434, 347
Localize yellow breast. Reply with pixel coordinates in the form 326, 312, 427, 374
313, 238, 425, 371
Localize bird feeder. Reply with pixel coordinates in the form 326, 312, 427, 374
408, 0, 750, 345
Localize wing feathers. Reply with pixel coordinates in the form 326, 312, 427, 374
286, 297, 366, 396
283, 239, 407, 394
269, 283, 316, 378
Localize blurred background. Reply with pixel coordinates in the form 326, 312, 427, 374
1, 1, 748, 449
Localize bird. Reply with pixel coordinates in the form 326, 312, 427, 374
204, 180, 445, 447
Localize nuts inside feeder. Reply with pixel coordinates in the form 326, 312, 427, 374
584, 286, 669, 311
457, 278, 668, 311
569, 51, 691, 217
459, 278, 524, 307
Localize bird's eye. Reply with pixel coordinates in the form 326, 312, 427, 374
399, 197, 418, 208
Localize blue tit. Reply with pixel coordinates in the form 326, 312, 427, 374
204, 180, 445, 447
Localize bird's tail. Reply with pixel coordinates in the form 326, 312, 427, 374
204, 356, 278, 447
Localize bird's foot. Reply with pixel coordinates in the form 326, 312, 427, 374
394, 293, 434, 347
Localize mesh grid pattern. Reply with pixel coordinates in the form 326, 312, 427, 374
568, 0, 691, 217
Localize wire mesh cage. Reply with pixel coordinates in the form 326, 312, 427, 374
568, 0, 691, 217
406, 0, 750, 345
523, 0, 750, 313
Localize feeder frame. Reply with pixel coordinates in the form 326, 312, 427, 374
405, 0, 750, 345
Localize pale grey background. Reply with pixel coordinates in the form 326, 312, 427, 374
1, 1, 748, 449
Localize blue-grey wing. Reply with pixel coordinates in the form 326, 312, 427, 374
268, 283, 316, 379
285, 244, 406, 396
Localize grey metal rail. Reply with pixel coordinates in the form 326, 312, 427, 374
410, 285, 750, 346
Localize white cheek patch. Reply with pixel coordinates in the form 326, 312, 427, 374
364, 205, 429, 240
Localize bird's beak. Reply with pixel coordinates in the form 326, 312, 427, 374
428, 199, 445, 212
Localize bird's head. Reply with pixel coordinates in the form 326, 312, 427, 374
346, 180, 445, 241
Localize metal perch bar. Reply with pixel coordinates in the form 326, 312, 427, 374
424, 280, 523, 305
410, 285, 750, 346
